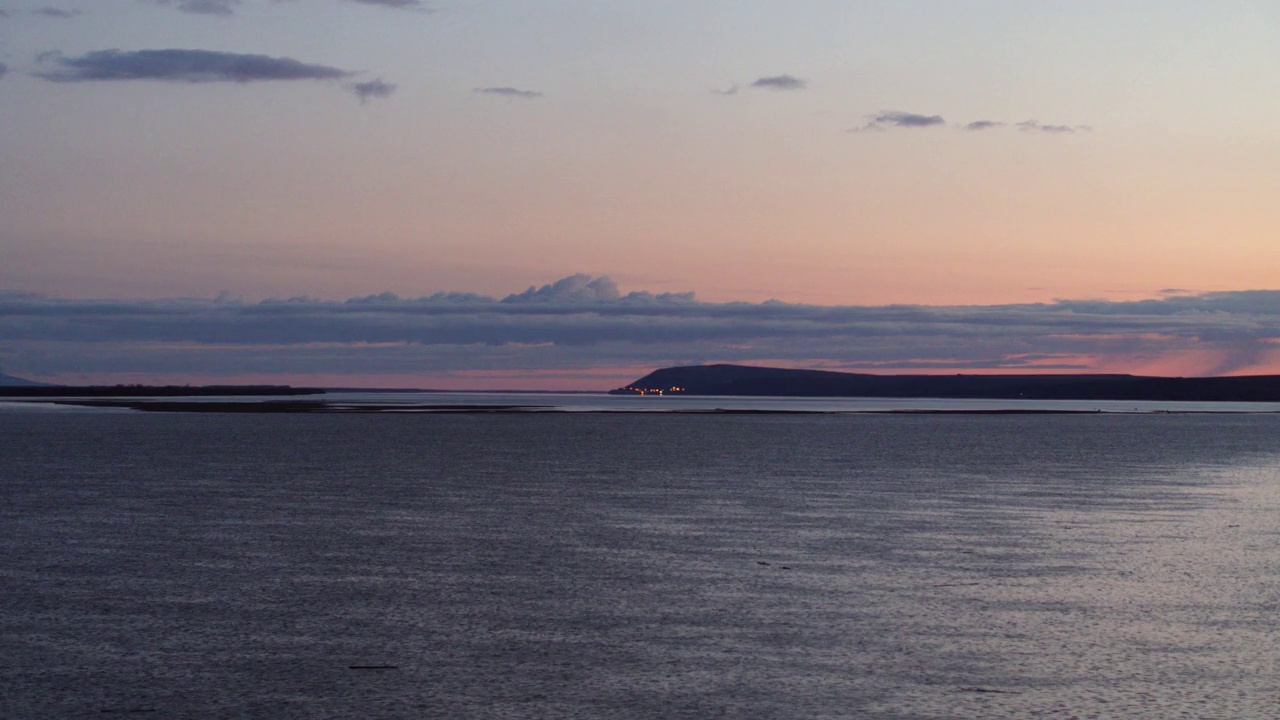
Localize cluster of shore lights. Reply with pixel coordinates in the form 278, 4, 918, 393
621, 386, 686, 396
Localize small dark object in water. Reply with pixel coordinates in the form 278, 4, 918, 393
958, 687, 1021, 694
756, 561, 770, 566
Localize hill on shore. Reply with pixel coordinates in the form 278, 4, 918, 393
0, 372, 48, 387
611, 364, 1280, 402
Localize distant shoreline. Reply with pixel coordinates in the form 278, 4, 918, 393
8, 398, 1278, 415
0, 385, 323, 398
0, 385, 609, 398
613, 364, 1280, 402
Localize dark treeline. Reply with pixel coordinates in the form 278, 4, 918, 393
0, 385, 324, 398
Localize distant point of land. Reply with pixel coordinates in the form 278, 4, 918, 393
0, 371, 50, 388
611, 364, 1280, 402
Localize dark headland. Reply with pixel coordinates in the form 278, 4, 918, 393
0, 371, 50, 388
611, 364, 1280, 402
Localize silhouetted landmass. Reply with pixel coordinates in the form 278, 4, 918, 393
323, 387, 431, 393
37, 400, 1191, 415
48, 400, 545, 413
322, 388, 602, 394
0, 372, 49, 387
0, 385, 323, 398
612, 364, 1280, 402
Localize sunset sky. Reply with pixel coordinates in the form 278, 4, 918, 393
2, 1, 1278, 388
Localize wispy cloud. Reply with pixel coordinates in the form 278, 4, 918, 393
351, 77, 397, 103
148, 0, 242, 15
849, 111, 946, 132
750, 74, 806, 91
3, 278, 1278, 382
1017, 120, 1091, 134
147, 0, 434, 16
0, 6, 83, 17
847, 114, 1090, 135
962, 120, 1005, 131
344, 0, 433, 10
474, 86, 543, 99
34, 7, 83, 18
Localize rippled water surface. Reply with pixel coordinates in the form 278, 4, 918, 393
2, 413, 1279, 718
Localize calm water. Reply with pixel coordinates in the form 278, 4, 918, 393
2, 413, 1278, 718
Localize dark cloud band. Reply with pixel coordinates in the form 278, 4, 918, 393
2, 277, 1278, 379
31, 48, 395, 101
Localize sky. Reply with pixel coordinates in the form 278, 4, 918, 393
1, 1, 1278, 388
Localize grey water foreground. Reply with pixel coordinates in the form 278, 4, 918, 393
2, 412, 1279, 718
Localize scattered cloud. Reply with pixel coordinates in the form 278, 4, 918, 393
31, 49, 393, 102
0, 6, 83, 17
850, 111, 946, 132
847, 114, 1090, 136
34, 48, 353, 83
474, 86, 543, 99
148, 0, 242, 15
0, 63, 7, 80
351, 77, 396, 102
962, 120, 1005, 131
711, 84, 739, 96
878, 111, 945, 127
146, 0, 434, 15
1017, 120, 1091, 134
34, 7, 83, 18
750, 74, 806, 91
3, 278, 1279, 383
344, 0, 433, 10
